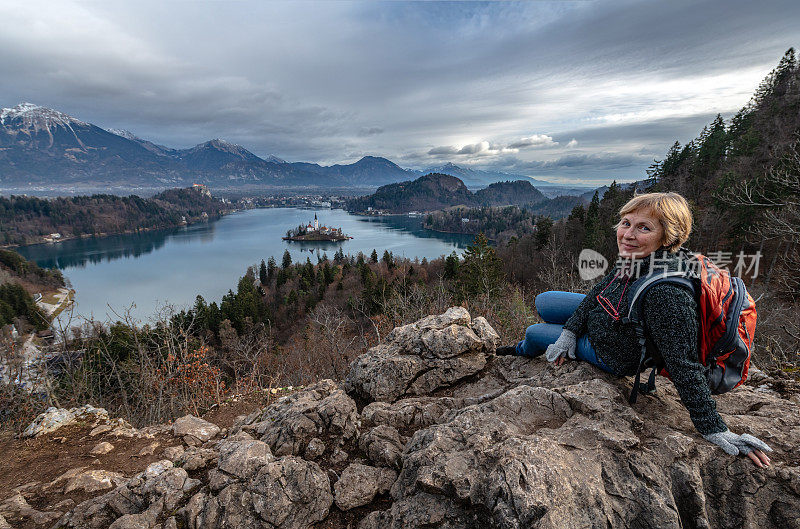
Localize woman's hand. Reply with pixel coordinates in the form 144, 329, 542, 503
546, 329, 576, 364
703, 430, 773, 468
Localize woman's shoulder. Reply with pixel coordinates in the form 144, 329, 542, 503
643, 282, 698, 319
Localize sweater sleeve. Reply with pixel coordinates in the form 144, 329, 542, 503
643, 284, 728, 435
562, 272, 613, 336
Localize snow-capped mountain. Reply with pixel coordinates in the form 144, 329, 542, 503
0, 102, 89, 131
105, 128, 139, 140
0, 103, 421, 189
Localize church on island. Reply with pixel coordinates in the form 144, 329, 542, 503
282, 213, 352, 241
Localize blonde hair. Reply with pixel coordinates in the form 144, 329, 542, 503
617, 192, 692, 252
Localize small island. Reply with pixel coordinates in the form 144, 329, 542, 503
282, 213, 352, 241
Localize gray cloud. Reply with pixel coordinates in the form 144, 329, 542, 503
1, 0, 798, 181
508, 135, 557, 149
358, 127, 384, 137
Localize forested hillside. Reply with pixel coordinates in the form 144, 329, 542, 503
348, 173, 584, 217
0, 186, 228, 246
646, 48, 800, 299
0, 250, 64, 331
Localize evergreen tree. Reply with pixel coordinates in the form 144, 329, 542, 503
535, 216, 553, 250
444, 251, 460, 279
584, 190, 601, 250
267, 256, 277, 281
458, 233, 504, 301
282, 250, 292, 269
382, 250, 395, 270
259, 259, 268, 285
370, 249, 378, 263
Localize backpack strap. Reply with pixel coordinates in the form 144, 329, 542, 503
623, 271, 696, 405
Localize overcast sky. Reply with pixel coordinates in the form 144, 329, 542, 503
1, 0, 798, 184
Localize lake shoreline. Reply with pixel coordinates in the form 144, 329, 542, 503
16, 208, 470, 323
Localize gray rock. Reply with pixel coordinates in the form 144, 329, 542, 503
90, 441, 114, 455
240, 379, 358, 457
64, 469, 125, 493
0, 493, 62, 527
55, 460, 199, 529
359, 425, 405, 469
22, 404, 108, 437
175, 447, 218, 472
162, 445, 185, 461
249, 457, 333, 528
48, 307, 800, 529
362, 397, 460, 431
186, 457, 333, 529
333, 463, 397, 511
172, 415, 220, 443
216, 437, 273, 480
344, 307, 496, 403
305, 437, 326, 460
138, 442, 160, 456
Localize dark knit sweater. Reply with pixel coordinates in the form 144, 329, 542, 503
563, 250, 728, 435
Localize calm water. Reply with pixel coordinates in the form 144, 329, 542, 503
17, 208, 472, 323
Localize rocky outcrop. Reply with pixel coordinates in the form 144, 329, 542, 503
22, 404, 109, 437
235, 378, 359, 458
345, 307, 498, 403
172, 415, 220, 445
15, 308, 800, 528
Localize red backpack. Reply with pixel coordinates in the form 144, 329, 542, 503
622, 249, 757, 404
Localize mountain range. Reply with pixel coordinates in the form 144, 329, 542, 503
0, 103, 561, 191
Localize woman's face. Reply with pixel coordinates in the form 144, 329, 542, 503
616, 209, 665, 259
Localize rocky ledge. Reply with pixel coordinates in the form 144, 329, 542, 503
3, 307, 800, 529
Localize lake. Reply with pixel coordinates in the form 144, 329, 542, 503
17, 208, 473, 323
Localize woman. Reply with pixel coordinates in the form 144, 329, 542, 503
497, 192, 772, 467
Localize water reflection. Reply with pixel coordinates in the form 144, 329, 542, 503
17, 223, 217, 268
15, 208, 469, 322
356, 214, 474, 248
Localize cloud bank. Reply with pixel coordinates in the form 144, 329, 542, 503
1, 0, 798, 185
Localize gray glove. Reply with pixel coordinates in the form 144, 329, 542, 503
703, 430, 773, 456
545, 329, 577, 362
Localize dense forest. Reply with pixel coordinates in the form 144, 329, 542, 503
2, 49, 799, 432
424, 205, 543, 244
347, 174, 582, 217
0, 186, 229, 246
0, 249, 65, 331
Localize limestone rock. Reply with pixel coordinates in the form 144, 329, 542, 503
64, 469, 125, 493
344, 307, 496, 403
90, 424, 113, 436
45, 308, 800, 529
185, 456, 333, 529
358, 425, 405, 469
333, 463, 397, 511
162, 445, 185, 461
216, 436, 273, 480
0, 493, 62, 527
138, 442, 160, 456
90, 441, 114, 455
172, 415, 220, 443
239, 379, 358, 457
362, 396, 460, 431
304, 437, 326, 460
56, 460, 200, 529
175, 447, 218, 472
22, 404, 108, 437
